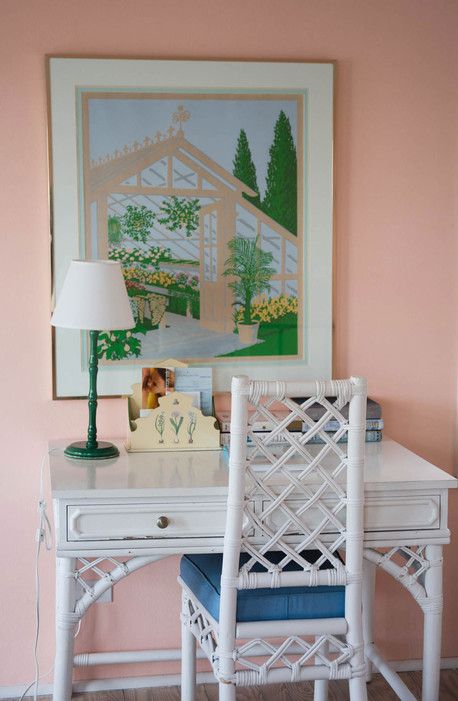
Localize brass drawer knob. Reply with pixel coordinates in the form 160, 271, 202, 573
156, 515, 169, 529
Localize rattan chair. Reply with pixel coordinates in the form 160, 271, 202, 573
179, 376, 368, 701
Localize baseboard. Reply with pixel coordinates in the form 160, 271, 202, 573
2, 660, 458, 699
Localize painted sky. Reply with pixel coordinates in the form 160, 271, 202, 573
87, 95, 300, 197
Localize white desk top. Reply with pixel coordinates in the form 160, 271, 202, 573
49, 438, 457, 499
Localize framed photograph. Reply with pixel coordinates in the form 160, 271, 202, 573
48, 58, 334, 397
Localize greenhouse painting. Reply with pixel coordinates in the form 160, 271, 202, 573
81, 93, 304, 364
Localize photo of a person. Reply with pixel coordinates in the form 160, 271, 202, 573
142, 367, 175, 410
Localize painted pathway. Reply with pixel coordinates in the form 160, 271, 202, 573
139, 312, 263, 359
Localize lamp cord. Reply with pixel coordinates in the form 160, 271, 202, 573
19, 447, 86, 698
18, 450, 58, 700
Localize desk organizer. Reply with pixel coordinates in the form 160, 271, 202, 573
125, 384, 220, 452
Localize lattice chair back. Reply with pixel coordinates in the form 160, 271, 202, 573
217, 375, 367, 684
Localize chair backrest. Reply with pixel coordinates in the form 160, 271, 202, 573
220, 376, 367, 623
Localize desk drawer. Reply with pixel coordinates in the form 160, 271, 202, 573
264, 494, 440, 534
365, 495, 440, 531
67, 502, 226, 542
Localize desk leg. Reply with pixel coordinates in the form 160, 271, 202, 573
422, 545, 443, 701
362, 558, 376, 683
181, 591, 196, 701
53, 557, 79, 701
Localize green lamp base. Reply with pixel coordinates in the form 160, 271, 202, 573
64, 441, 120, 460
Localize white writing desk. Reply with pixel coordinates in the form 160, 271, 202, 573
49, 439, 457, 701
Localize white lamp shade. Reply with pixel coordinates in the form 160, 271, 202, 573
51, 260, 135, 330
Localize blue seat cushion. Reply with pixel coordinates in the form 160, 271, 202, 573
180, 550, 345, 623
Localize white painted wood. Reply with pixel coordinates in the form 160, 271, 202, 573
314, 678, 329, 700
75, 577, 112, 604
53, 557, 78, 701
362, 558, 376, 683
48, 426, 457, 701
345, 377, 368, 701
314, 636, 329, 700
49, 444, 229, 499
54, 490, 451, 558
5, 665, 458, 699
67, 501, 227, 541
348, 677, 369, 701
58, 492, 446, 552
73, 555, 162, 617
265, 494, 441, 534
180, 376, 369, 698
69, 646, 458, 675
75, 637, 355, 669
364, 495, 440, 529
218, 681, 236, 700
181, 590, 196, 701
49, 438, 458, 498
50, 439, 456, 559
365, 644, 417, 700
74, 648, 199, 666
422, 544, 443, 701
235, 618, 348, 639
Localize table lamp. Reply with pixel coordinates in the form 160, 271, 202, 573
51, 259, 135, 459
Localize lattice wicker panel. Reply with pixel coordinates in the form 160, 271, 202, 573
238, 381, 357, 588
234, 634, 357, 685
182, 587, 358, 685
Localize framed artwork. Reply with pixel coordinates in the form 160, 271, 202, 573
48, 58, 334, 397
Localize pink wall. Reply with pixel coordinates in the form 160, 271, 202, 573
1, 0, 457, 687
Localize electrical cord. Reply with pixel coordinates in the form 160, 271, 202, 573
17, 665, 54, 701
19, 447, 85, 699
18, 451, 54, 700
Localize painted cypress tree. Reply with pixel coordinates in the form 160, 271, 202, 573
232, 129, 261, 209
262, 111, 297, 235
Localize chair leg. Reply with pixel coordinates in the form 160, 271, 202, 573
348, 676, 368, 701
181, 597, 196, 701
314, 680, 329, 701
314, 635, 329, 700
219, 681, 236, 700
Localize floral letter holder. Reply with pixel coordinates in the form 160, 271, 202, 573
126, 385, 220, 452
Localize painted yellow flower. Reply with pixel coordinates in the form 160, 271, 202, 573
246, 295, 298, 324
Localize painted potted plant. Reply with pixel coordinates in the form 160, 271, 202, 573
223, 235, 274, 344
